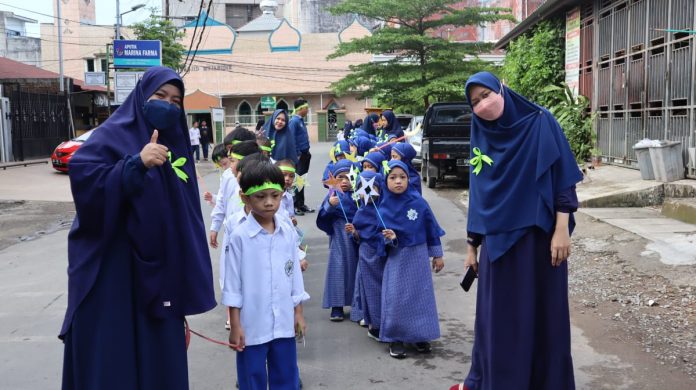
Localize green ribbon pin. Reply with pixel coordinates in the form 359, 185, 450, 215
469, 147, 493, 175
382, 160, 391, 175
167, 151, 189, 183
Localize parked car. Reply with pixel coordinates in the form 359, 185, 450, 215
420, 102, 472, 188
51, 129, 94, 173
395, 114, 414, 132
406, 116, 424, 167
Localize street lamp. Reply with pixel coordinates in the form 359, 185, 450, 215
116, 2, 146, 40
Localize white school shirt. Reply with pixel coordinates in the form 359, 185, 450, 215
210, 169, 243, 233
189, 127, 201, 146
222, 214, 310, 346
279, 190, 295, 219
219, 210, 249, 289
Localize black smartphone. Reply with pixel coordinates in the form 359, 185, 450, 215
460, 266, 477, 292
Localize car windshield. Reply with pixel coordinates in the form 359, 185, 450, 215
433, 108, 471, 124
73, 129, 94, 142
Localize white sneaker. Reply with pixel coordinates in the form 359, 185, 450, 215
225, 320, 231, 330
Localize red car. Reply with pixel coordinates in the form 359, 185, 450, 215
51, 130, 94, 173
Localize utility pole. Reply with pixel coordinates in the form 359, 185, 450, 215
115, 0, 121, 40
57, 0, 64, 92
165, 0, 170, 18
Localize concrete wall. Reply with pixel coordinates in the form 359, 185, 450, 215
0, 36, 41, 67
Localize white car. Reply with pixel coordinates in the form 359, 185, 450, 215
406, 116, 424, 166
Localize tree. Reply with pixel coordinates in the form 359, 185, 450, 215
500, 19, 565, 107
131, 9, 186, 71
327, 0, 514, 111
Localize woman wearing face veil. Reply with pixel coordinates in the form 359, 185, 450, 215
60, 67, 216, 389
451, 72, 582, 390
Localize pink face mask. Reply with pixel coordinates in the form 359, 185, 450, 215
473, 91, 504, 121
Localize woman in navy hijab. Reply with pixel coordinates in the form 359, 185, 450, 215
453, 72, 582, 390
380, 110, 405, 140
61, 67, 216, 389
264, 108, 297, 164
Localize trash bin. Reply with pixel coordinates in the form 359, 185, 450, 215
633, 145, 655, 180
649, 140, 685, 182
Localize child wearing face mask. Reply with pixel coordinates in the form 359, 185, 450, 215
316, 159, 360, 322
378, 160, 446, 359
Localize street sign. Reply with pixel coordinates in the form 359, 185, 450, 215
84, 72, 105, 85
113, 40, 162, 68
260, 96, 276, 110
211, 108, 225, 122
114, 71, 145, 104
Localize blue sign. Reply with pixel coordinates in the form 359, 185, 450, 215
113, 40, 162, 68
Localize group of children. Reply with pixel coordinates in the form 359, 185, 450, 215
202, 119, 447, 389
317, 132, 446, 359
204, 126, 309, 389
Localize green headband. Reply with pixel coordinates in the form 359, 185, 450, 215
232, 140, 242, 145
243, 182, 283, 195
279, 165, 296, 173
292, 103, 309, 115
230, 153, 244, 160
260, 145, 273, 152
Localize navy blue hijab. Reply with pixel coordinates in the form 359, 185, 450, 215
352, 170, 387, 253
316, 159, 359, 235
61, 67, 216, 337
265, 109, 297, 164
464, 71, 583, 261
380, 160, 445, 248
381, 110, 404, 140
361, 113, 380, 136
392, 142, 422, 194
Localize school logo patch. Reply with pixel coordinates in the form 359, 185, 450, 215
407, 208, 418, 221
285, 259, 294, 277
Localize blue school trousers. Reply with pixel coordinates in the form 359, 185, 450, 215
236, 337, 299, 390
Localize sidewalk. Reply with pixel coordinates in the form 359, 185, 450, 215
577, 165, 696, 265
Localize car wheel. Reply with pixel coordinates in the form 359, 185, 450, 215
426, 160, 437, 189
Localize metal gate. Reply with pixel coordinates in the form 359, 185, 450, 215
7, 87, 70, 161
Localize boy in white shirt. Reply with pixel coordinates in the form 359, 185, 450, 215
189, 121, 201, 162
223, 161, 309, 390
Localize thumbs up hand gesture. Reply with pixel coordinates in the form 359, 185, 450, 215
141, 130, 169, 168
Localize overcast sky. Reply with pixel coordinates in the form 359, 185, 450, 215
0, 0, 157, 36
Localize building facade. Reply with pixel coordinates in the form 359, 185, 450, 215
497, 0, 696, 179
178, 1, 374, 142
0, 11, 41, 66
40, 0, 130, 84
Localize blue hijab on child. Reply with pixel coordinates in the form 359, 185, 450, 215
363, 151, 385, 173
380, 160, 445, 247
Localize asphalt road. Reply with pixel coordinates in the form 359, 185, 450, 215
1, 142, 693, 389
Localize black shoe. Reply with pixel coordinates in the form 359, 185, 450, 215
299, 377, 303, 388
389, 342, 406, 359
367, 328, 380, 341
300, 205, 315, 213
330, 307, 344, 322
294, 208, 305, 216
415, 342, 432, 353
